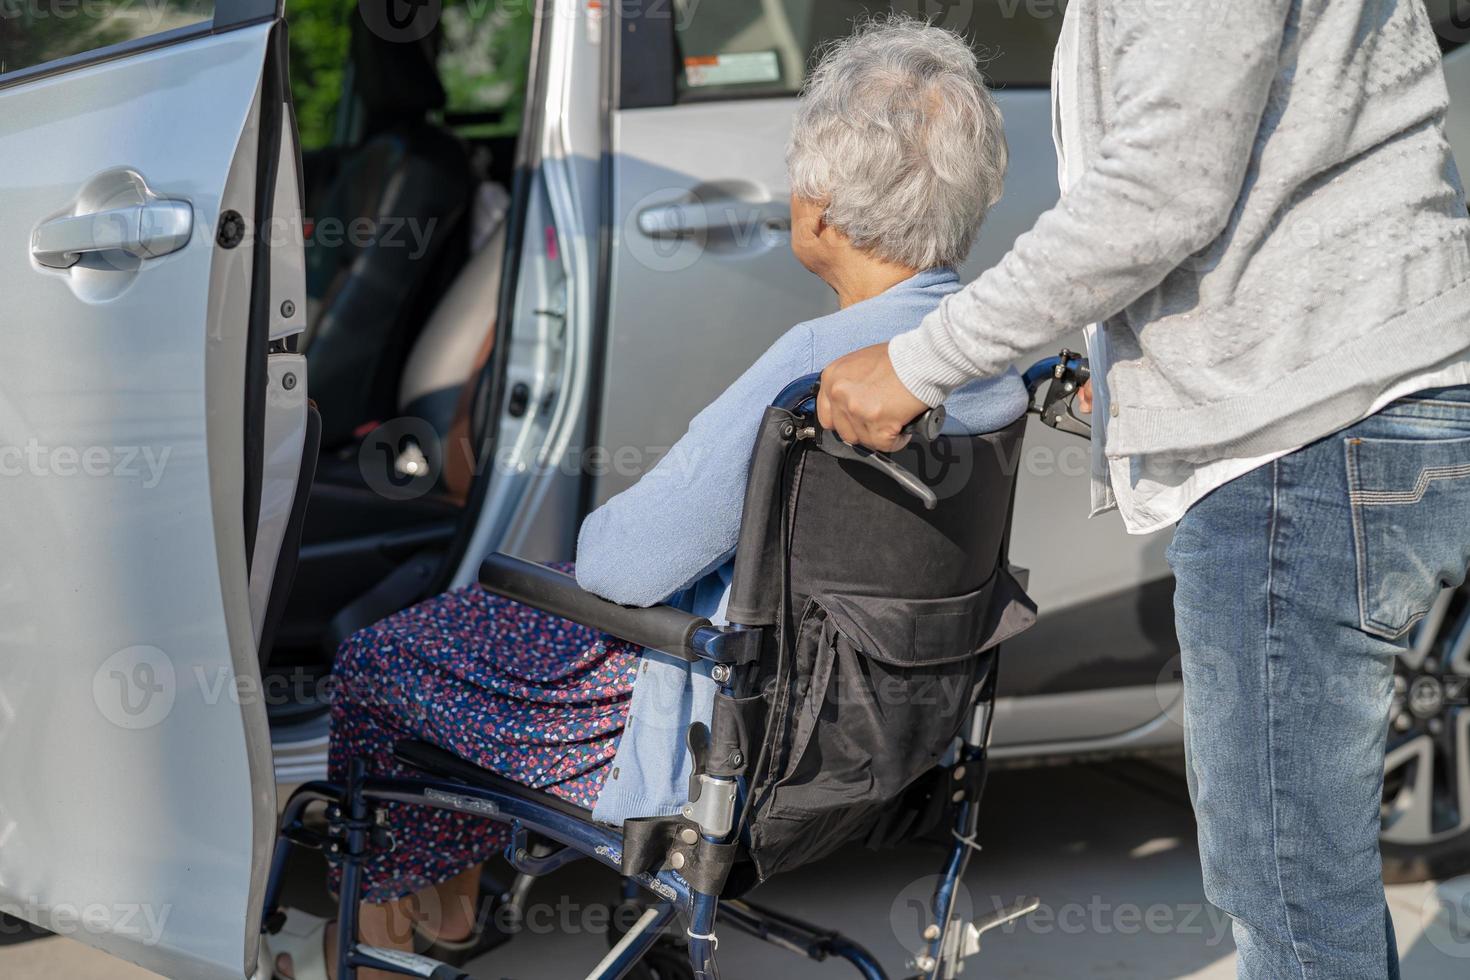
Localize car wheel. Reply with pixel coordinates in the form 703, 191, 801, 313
1381, 585, 1470, 884
0, 913, 48, 946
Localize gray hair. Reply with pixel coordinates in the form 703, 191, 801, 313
787, 16, 1008, 269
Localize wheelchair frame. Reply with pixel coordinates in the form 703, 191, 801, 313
261, 358, 1091, 980
264, 676, 1003, 980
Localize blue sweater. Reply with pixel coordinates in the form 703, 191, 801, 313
576, 267, 1028, 823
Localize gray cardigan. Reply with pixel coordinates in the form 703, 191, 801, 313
890, 0, 1470, 463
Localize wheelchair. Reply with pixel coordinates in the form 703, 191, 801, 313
262, 352, 1092, 980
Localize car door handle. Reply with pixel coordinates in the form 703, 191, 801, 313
636, 200, 790, 240
32, 200, 193, 270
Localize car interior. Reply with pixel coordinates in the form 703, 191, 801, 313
264, 3, 529, 735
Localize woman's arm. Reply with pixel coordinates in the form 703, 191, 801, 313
574, 326, 815, 607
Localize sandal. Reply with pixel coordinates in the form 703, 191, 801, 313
262, 908, 331, 980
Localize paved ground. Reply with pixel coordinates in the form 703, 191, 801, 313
4, 759, 1468, 978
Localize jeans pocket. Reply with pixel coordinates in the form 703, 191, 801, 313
1346, 433, 1470, 640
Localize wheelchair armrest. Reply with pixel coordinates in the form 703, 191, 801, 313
479, 553, 712, 662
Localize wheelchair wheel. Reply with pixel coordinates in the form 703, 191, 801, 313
623, 946, 696, 980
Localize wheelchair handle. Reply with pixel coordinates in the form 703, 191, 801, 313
479, 554, 712, 659
772, 372, 946, 444
1025, 349, 1092, 440
809, 426, 940, 510
772, 372, 942, 510
1022, 350, 1090, 396
904, 404, 946, 443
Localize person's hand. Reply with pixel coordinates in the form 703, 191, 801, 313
817, 342, 929, 452
1076, 379, 1093, 414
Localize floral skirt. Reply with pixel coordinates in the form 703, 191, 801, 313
327, 567, 641, 902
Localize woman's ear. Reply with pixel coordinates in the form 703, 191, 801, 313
789, 193, 828, 274
790, 193, 824, 240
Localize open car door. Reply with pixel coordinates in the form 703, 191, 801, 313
0, 3, 307, 977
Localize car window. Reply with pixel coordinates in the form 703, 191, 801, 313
671, 0, 1067, 101
286, 0, 352, 150
285, 0, 532, 150
437, 0, 535, 137
0, 0, 215, 76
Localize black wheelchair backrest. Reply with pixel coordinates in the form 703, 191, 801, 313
712, 396, 1037, 883
728, 404, 1030, 626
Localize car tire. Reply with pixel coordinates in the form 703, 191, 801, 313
1380, 584, 1470, 884
0, 913, 48, 946
1382, 833, 1470, 884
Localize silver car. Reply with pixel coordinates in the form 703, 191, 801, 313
1, 1, 1467, 976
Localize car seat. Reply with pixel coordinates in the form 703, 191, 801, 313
302, 17, 474, 450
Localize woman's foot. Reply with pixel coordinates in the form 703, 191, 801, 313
272, 918, 335, 980
274, 915, 411, 980
413, 864, 482, 946
273, 867, 482, 979
417, 918, 474, 946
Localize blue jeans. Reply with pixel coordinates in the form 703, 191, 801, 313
1167, 385, 1470, 979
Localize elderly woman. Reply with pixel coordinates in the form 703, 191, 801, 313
270, 16, 1027, 980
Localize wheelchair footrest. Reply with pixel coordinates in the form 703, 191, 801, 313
948, 896, 1041, 962
351, 944, 470, 979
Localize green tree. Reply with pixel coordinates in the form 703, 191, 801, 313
438, 0, 534, 136
283, 0, 534, 149
286, 0, 351, 149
